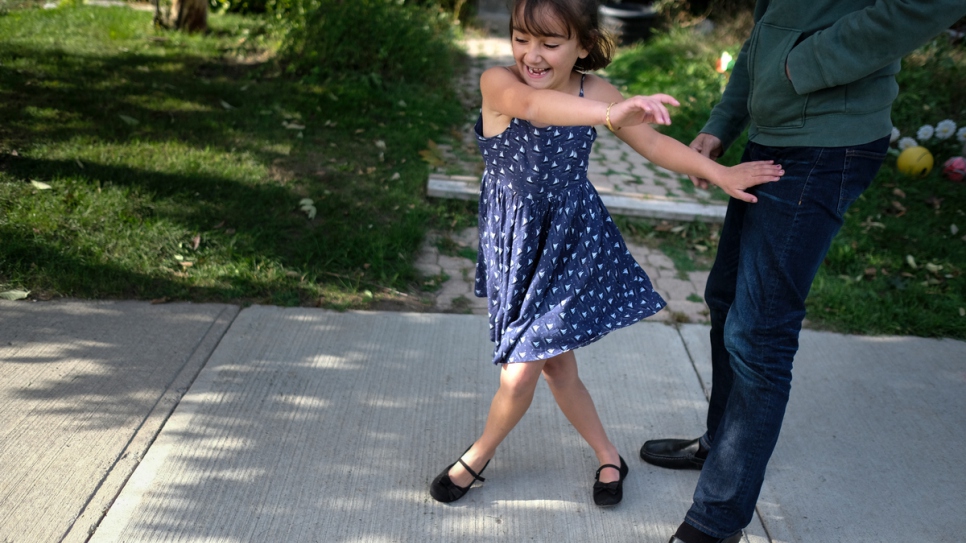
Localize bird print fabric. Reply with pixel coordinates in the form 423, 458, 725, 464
474, 92, 665, 365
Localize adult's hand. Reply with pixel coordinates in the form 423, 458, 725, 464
688, 132, 723, 190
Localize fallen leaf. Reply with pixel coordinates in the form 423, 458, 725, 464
220, 99, 236, 110
925, 196, 943, 210
300, 203, 317, 219
960, 308, 965, 317
892, 188, 906, 198
860, 216, 885, 232
30, 180, 52, 190
174, 255, 184, 261
179, 261, 194, 267
419, 140, 446, 167
375, 140, 387, 151
150, 297, 170, 304
283, 121, 305, 130
891, 201, 906, 216
905, 255, 917, 269
119, 114, 139, 126
864, 267, 877, 277
75, 158, 84, 169
951, 224, 959, 236
390, 172, 400, 181
191, 235, 201, 250
0, 289, 29, 300
925, 263, 942, 273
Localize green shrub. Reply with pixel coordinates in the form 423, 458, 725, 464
274, 0, 461, 89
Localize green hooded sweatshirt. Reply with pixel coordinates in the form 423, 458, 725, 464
703, 0, 966, 150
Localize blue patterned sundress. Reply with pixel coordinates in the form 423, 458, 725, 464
474, 76, 666, 365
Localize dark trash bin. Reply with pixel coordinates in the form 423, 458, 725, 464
599, 2, 658, 45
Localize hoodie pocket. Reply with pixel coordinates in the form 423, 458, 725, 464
747, 23, 805, 130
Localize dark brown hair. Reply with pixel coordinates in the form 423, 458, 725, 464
509, 0, 615, 72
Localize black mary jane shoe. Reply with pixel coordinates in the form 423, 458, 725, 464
429, 447, 490, 503
593, 455, 629, 507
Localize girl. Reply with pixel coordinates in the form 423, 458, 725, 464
430, 0, 782, 507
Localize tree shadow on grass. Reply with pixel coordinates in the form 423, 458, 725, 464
0, 39, 307, 163
0, 152, 373, 302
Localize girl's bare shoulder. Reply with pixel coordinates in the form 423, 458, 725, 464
480, 65, 521, 86
579, 72, 623, 102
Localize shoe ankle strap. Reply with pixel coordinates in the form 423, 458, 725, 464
595, 464, 620, 479
458, 458, 487, 482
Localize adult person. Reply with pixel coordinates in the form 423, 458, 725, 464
639, 2, 966, 543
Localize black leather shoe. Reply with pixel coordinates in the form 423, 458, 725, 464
593, 455, 629, 507
669, 533, 742, 543
429, 446, 490, 503
640, 437, 707, 470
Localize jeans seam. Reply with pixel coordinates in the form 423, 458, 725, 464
838, 153, 851, 217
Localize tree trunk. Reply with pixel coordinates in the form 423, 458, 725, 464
164, 0, 207, 32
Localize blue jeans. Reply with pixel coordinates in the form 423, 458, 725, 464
685, 137, 889, 538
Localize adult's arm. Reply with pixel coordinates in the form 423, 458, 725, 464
699, 0, 770, 151
787, 0, 966, 95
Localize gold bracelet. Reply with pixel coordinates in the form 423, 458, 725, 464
605, 102, 620, 132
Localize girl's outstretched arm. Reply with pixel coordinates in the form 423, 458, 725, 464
583, 75, 782, 203
479, 67, 668, 137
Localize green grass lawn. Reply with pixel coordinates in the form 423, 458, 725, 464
0, 5, 473, 308
2, 5, 963, 338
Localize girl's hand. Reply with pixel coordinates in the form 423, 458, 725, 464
609, 94, 680, 129
714, 161, 784, 203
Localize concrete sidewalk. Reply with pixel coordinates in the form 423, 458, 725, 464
2, 300, 964, 542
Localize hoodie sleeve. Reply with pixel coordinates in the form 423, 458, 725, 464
787, 0, 966, 95
700, 0, 771, 151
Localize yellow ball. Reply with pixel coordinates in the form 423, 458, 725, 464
896, 146, 934, 178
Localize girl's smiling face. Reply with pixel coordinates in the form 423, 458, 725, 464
511, 4, 588, 92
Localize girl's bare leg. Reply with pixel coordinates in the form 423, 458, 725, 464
541, 351, 622, 483
446, 360, 546, 487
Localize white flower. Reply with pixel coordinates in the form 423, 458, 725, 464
958, 126, 966, 144
935, 120, 957, 140
897, 137, 918, 150
890, 127, 900, 143
916, 125, 934, 140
